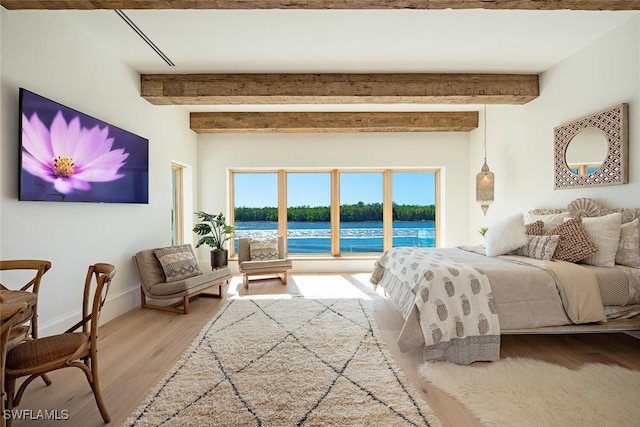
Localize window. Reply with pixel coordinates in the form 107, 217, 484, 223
287, 172, 331, 254
231, 169, 439, 257
339, 172, 384, 254
171, 163, 184, 246
391, 171, 437, 248
232, 172, 279, 253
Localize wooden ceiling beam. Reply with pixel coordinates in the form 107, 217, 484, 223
2, 0, 639, 10
189, 111, 478, 133
142, 73, 539, 105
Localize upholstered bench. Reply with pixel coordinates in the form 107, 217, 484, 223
238, 236, 292, 289
133, 244, 231, 314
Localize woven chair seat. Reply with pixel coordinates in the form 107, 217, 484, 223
7, 332, 89, 371
3, 263, 114, 426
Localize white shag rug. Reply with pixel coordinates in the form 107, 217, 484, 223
125, 295, 441, 426
420, 357, 640, 427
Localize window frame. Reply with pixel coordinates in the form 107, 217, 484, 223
171, 163, 184, 246
230, 168, 440, 258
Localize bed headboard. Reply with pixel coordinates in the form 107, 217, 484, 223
529, 198, 640, 224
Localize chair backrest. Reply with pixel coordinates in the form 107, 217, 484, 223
1, 303, 28, 342
132, 250, 166, 293
66, 264, 115, 337
238, 239, 251, 263
238, 236, 285, 263
0, 260, 52, 293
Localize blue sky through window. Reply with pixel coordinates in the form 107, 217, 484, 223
234, 172, 436, 208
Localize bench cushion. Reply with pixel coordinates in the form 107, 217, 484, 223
148, 267, 231, 297
239, 259, 293, 273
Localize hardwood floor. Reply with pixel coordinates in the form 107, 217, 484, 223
11, 274, 640, 426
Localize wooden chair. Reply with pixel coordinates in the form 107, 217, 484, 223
4, 263, 115, 426
0, 260, 52, 349
1, 303, 28, 427
238, 236, 292, 289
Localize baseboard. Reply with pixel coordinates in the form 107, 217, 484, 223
38, 285, 141, 337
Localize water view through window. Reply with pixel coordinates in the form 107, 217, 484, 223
233, 170, 437, 254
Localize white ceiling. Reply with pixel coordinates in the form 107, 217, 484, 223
35, 8, 637, 111
66, 9, 638, 75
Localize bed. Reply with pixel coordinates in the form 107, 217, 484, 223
370, 198, 640, 364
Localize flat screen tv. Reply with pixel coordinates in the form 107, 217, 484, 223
19, 88, 149, 204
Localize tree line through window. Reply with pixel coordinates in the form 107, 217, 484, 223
230, 169, 439, 256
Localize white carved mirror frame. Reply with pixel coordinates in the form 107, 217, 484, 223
554, 103, 629, 189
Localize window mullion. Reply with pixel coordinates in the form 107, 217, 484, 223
331, 169, 340, 256
383, 170, 393, 251
278, 170, 288, 252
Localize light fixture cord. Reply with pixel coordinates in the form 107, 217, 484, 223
483, 104, 487, 162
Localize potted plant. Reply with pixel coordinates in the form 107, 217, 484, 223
193, 211, 236, 268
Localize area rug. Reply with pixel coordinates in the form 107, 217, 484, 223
125, 295, 441, 426
419, 357, 640, 427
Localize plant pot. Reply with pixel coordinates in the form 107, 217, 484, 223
211, 249, 228, 268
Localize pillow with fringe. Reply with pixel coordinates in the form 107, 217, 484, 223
154, 244, 202, 282
250, 237, 279, 261
514, 235, 560, 261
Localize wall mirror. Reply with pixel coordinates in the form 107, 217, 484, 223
554, 103, 628, 189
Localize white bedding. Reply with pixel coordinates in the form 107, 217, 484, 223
370, 246, 625, 364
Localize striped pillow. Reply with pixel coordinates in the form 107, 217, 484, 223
515, 235, 560, 261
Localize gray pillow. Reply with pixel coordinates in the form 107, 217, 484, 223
154, 244, 202, 282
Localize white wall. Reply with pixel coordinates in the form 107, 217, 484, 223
2, 9, 637, 329
196, 131, 470, 272
0, 10, 199, 335
469, 15, 640, 237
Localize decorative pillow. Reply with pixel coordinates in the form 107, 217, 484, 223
484, 213, 528, 257
250, 237, 279, 261
615, 218, 640, 268
579, 213, 622, 268
525, 212, 570, 233
154, 244, 202, 282
514, 235, 560, 261
545, 218, 597, 263
525, 220, 544, 236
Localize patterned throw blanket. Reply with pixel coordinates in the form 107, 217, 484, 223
372, 247, 500, 365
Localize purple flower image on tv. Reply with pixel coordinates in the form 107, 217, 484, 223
19, 89, 149, 203
22, 110, 129, 195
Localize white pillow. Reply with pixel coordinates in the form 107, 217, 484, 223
579, 213, 622, 267
615, 218, 640, 268
485, 213, 528, 257
525, 211, 570, 233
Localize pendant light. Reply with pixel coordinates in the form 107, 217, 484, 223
476, 105, 494, 215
